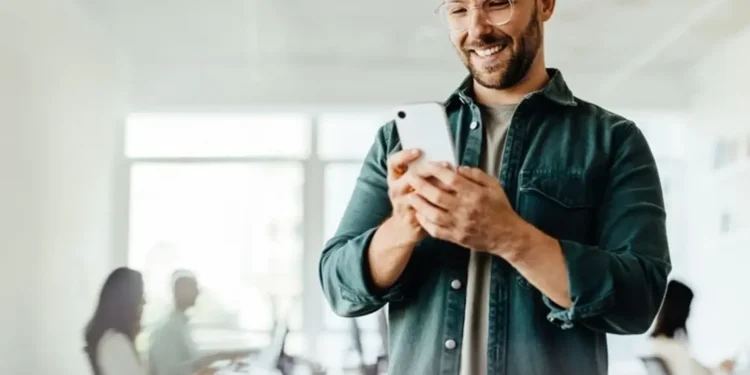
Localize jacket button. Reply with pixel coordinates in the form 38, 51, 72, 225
451, 279, 462, 290
445, 339, 457, 350
469, 121, 479, 130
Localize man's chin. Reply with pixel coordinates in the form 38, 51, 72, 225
472, 71, 507, 90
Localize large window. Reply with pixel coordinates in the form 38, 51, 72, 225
125, 111, 390, 366
129, 163, 304, 325
126, 113, 311, 353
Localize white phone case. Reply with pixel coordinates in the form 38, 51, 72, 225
393, 102, 457, 169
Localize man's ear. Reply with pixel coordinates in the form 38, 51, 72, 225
538, 0, 556, 22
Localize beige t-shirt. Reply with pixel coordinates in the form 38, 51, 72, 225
459, 104, 517, 375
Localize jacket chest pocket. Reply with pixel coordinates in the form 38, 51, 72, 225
517, 170, 597, 244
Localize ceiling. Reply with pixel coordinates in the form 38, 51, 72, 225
78, 0, 750, 110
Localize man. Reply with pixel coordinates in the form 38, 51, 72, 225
148, 270, 249, 375
318, 0, 671, 374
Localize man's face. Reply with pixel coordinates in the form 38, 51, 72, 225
449, 0, 543, 90
176, 278, 200, 307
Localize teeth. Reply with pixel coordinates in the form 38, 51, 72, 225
475, 46, 502, 57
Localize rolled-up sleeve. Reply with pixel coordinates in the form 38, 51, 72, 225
542, 122, 671, 334
319, 122, 409, 318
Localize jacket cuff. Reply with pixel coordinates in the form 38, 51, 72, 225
338, 227, 406, 305
542, 240, 617, 329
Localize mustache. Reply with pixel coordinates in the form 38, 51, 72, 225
464, 33, 512, 51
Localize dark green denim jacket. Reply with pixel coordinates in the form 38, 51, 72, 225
319, 69, 671, 375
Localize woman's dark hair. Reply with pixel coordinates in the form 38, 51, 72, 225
84, 267, 144, 374
651, 279, 694, 339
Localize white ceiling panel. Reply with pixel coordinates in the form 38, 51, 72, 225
76, 0, 750, 108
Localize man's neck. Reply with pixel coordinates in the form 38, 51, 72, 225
473, 56, 550, 106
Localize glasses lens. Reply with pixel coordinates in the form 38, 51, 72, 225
438, 3, 468, 31
438, 0, 514, 31
485, 0, 513, 26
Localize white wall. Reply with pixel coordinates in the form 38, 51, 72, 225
0, 0, 127, 373
684, 25, 750, 364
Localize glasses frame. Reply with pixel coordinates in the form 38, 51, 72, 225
435, 0, 516, 32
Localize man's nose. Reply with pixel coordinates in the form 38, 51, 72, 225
466, 9, 494, 39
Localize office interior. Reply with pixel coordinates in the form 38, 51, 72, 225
1, 0, 749, 374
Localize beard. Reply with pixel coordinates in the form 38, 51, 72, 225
460, 7, 542, 90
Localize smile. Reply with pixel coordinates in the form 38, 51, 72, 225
473, 45, 505, 58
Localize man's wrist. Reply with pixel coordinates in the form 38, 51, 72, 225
368, 216, 419, 291
490, 218, 550, 264
380, 216, 421, 249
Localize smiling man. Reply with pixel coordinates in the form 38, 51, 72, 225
319, 1, 671, 374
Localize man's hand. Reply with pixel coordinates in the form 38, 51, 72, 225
366, 148, 425, 290
407, 162, 571, 307
384, 149, 427, 245
405, 162, 526, 257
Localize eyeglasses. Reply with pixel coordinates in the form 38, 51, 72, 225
436, 0, 515, 32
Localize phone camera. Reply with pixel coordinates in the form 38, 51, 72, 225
397, 111, 406, 119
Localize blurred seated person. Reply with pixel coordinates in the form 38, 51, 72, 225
84, 267, 147, 375
148, 270, 250, 375
645, 279, 735, 375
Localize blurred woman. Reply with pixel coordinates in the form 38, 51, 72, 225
646, 279, 735, 375
84, 267, 146, 375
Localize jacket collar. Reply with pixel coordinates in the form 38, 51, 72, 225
445, 68, 577, 108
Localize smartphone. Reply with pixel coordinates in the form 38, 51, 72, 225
393, 102, 457, 169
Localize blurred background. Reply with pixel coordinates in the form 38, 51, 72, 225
1, 0, 749, 374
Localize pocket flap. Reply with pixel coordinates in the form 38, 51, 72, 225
519, 171, 595, 209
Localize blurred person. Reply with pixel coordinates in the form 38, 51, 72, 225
318, 0, 671, 374
84, 267, 147, 375
645, 280, 736, 374
148, 270, 250, 375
